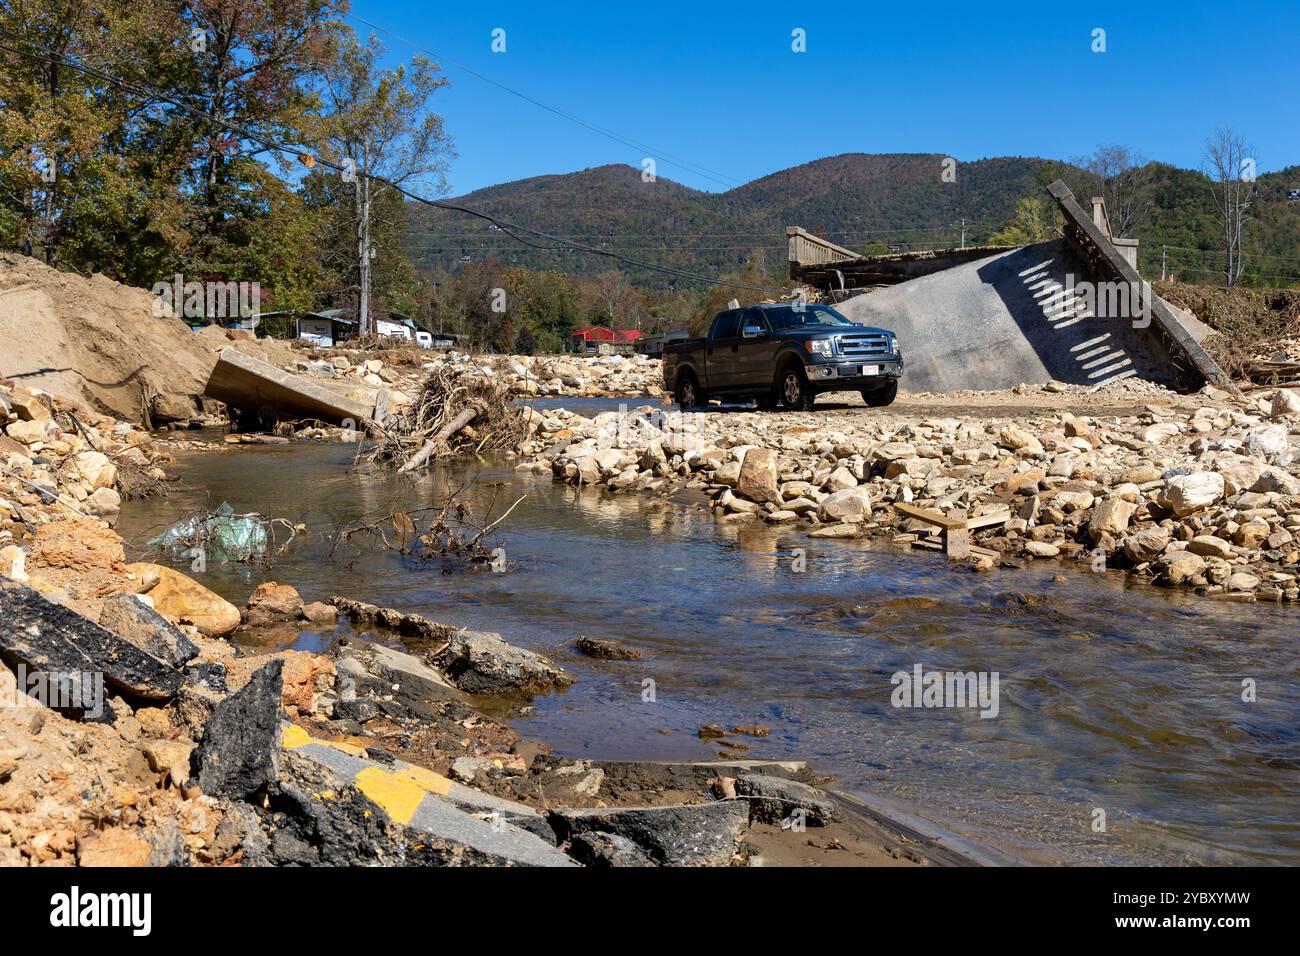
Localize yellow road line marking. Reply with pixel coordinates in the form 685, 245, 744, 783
282, 724, 313, 749
394, 762, 454, 797
354, 767, 426, 825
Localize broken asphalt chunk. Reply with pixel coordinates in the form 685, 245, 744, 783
0, 580, 181, 711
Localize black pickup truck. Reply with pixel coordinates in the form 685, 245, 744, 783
663, 302, 902, 410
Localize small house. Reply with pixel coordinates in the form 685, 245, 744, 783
572, 326, 616, 351
296, 309, 357, 347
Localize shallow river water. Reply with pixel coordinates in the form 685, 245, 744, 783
116, 418, 1300, 866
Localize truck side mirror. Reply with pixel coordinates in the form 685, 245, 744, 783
742, 324, 765, 338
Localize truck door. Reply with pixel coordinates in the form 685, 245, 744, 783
734, 307, 779, 388
704, 309, 742, 391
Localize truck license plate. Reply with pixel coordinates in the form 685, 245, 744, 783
861, 365, 879, 376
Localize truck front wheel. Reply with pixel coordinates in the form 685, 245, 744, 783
861, 380, 898, 407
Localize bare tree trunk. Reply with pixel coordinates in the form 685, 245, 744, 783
1202, 129, 1254, 288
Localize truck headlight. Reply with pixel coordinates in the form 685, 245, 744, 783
805, 339, 834, 359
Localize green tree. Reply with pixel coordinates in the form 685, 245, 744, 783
311, 31, 453, 336
989, 196, 1060, 246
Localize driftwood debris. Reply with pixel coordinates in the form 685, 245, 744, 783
894, 502, 1009, 560
398, 403, 483, 473
370, 360, 527, 472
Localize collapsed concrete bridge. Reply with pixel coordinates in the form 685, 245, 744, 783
788, 181, 1229, 394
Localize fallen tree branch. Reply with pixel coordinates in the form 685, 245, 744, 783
398, 402, 483, 473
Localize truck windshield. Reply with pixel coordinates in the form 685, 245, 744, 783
765, 305, 855, 329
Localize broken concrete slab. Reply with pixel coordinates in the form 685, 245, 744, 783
96, 593, 199, 668
1046, 179, 1231, 391
568, 831, 657, 867
330, 598, 571, 695
192, 659, 283, 799
435, 628, 574, 695
0, 580, 181, 709
328, 595, 455, 642
734, 773, 838, 826
549, 801, 750, 866
204, 347, 371, 426
837, 239, 1184, 392
589, 758, 816, 797
335, 636, 464, 718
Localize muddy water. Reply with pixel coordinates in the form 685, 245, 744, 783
117, 425, 1300, 866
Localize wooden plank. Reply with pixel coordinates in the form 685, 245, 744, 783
944, 510, 970, 560
894, 502, 967, 531
965, 509, 1011, 530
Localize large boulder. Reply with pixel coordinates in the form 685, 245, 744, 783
244, 581, 304, 627
5, 419, 54, 445
126, 563, 241, 636
69, 451, 117, 490
1122, 527, 1171, 564
736, 448, 779, 504
1088, 498, 1137, 540
1271, 388, 1300, 419
8, 388, 51, 422
1156, 549, 1205, 585
818, 487, 872, 522
997, 426, 1044, 455
1157, 473, 1224, 517
1243, 424, 1292, 463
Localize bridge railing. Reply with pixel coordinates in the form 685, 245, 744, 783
786, 227, 861, 269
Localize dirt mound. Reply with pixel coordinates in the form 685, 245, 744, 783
1157, 282, 1300, 380
0, 253, 273, 425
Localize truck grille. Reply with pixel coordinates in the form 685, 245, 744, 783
837, 332, 892, 357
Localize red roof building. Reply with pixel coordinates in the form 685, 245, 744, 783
572, 326, 645, 350
572, 326, 615, 347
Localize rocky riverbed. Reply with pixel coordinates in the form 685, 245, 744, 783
7, 352, 1299, 868
516, 380, 1300, 602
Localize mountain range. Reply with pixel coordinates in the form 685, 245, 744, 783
404, 153, 1300, 289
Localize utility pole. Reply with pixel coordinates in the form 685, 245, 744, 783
352, 146, 373, 339
1161, 244, 1167, 282
960, 218, 966, 249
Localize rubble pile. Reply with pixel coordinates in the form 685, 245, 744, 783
520, 384, 1300, 601
1, 380, 174, 543
502, 353, 662, 398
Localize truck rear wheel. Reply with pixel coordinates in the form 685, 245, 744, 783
675, 373, 705, 410
777, 366, 813, 411
861, 381, 898, 407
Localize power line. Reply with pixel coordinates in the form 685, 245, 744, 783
346, 13, 744, 192
0, 27, 781, 294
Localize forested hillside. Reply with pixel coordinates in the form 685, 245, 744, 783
406, 153, 1300, 290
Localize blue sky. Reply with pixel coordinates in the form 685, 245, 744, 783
350, 0, 1300, 196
